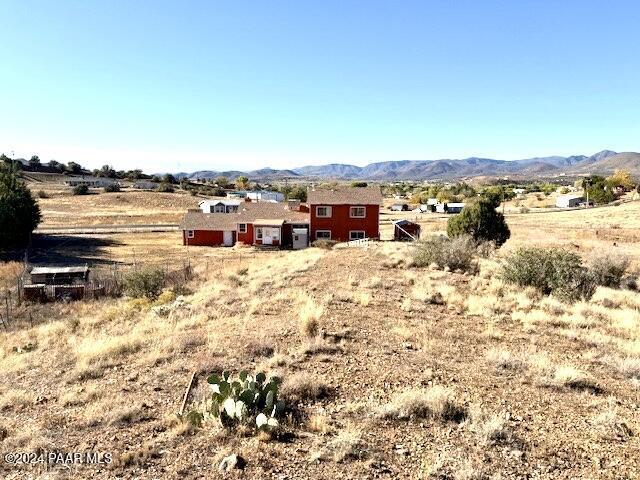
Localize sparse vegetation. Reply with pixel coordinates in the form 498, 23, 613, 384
123, 267, 166, 300
379, 386, 466, 422
501, 247, 596, 302
412, 235, 477, 272
72, 184, 90, 195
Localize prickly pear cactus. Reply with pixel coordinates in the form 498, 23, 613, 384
205, 370, 285, 432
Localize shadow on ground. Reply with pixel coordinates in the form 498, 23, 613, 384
27, 234, 124, 266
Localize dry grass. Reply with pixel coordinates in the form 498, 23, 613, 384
379, 386, 466, 422
544, 365, 598, 390
485, 348, 527, 373
311, 426, 368, 463
281, 373, 329, 403
298, 295, 324, 338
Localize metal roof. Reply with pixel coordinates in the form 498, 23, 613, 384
31, 266, 89, 275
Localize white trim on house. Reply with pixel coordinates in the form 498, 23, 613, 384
316, 206, 332, 218
349, 230, 366, 240
349, 206, 366, 218
316, 230, 331, 240
238, 223, 247, 233
187, 230, 195, 239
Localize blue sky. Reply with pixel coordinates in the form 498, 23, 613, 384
1, 1, 639, 172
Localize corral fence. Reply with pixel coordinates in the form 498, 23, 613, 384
1, 260, 193, 331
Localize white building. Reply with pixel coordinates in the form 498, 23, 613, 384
246, 190, 285, 202
199, 199, 242, 213
556, 194, 584, 208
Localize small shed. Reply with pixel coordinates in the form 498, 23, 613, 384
556, 194, 584, 208
29, 266, 89, 285
393, 219, 421, 241
390, 203, 410, 211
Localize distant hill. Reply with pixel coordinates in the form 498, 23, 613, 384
172, 149, 640, 181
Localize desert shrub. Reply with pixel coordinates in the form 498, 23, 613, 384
72, 184, 89, 195
123, 267, 166, 300
103, 183, 121, 193
412, 235, 477, 272
192, 371, 284, 432
447, 198, 510, 247
588, 253, 629, 288
37, 190, 49, 199
312, 239, 337, 250
156, 183, 174, 193
501, 247, 596, 302
379, 386, 466, 423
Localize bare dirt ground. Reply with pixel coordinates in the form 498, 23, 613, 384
1, 191, 639, 479
1, 240, 639, 479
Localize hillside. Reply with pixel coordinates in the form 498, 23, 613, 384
1, 242, 639, 478
172, 150, 640, 181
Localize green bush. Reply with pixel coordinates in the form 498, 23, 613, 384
446, 198, 510, 247
0, 163, 41, 248
123, 267, 166, 299
412, 235, 477, 273
588, 253, 629, 288
501, 247, 596, 302
72, 184, 89, 195
103, 183, 121, 193
156, 183, 174, 193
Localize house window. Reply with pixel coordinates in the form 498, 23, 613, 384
238, 223, 247, 233
187, 230, 195, 239
214, 204, 225, 213
256, 228, 263, 240
350, 206, 366, 218
316, 230, 331, 239
316, 206, 332, 218
349, 231, 366, 240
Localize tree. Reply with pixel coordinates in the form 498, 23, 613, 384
447, 198, 510, 247
29, 155, 41, 166
215, 176, 229, 188
48, 160, 65, 173
0, 162, 41, 248
162, 173, 177, 184
98, 165, 116, 178
288, 185, 307, 202
236, 176, 249, 189
351, 181, 368, 187
66, 162, 83, 174
606, 170, 635, 191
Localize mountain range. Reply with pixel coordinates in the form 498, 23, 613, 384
175, 150, 640, 181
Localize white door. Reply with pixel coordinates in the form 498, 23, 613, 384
223, 231, 233, 246
262, 228, 273, 245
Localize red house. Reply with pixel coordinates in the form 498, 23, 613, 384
180, 202, 310, 249
307, 186, 382, 242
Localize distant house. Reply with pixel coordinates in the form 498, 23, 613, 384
198, 199, 242, 214
390, 203, 410, 211
435, 202, 465, 214
556, 194, 584, 208
393, 219, 421, 241
246, 190, 285, 202
181, 202, 309, 248
308, 186, 382, 242
64, 176, 119, 188
227, 191, 248, 199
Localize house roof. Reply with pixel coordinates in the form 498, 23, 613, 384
180, 212, 241, 231
180, 202, 308, 231
198, 199, 242, 206
307, 186, 383, 205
